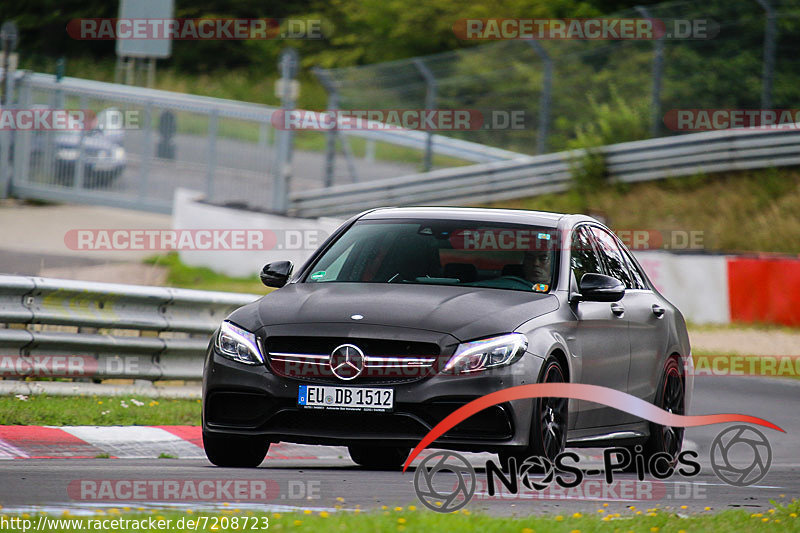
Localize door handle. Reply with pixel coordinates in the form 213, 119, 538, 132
610, 303, 625, 317
652, 304, 665, 318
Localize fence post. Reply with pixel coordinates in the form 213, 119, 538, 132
0, 21, 18, 198
524, 41, 553, 154
754, 0, 776, 110
139, 103, 153, 201
413, 58, 437, 171
312, 66, 339, 188
636, 6, 664, 137
12, 77, 31, 192
73, 94, 88, 190
271, 48, 299, 214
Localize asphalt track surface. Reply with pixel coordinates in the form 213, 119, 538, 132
1, 375, 798, 516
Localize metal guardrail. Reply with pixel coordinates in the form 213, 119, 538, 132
288, 125, 800, 217
20, 73, 520, 162
0, 275, 259, 384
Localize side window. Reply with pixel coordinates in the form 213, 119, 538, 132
620, 248, 648, 290
590, 227, 635, 289
570, 226, 602, 284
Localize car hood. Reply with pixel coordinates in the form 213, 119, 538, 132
232, 282, 559, 342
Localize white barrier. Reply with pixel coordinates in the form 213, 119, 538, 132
634, 251, 730, 324
173, 189, 343, 277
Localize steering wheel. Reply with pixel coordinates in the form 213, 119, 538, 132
498, 275, 535, 290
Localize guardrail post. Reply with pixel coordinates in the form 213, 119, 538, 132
413, 58, 437, 171
635, 6, 664, 138
206, 109, 218, 198
524, 42, 553, 154
754, 0, 776, 110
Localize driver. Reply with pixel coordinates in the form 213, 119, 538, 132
522, 250, 551, 285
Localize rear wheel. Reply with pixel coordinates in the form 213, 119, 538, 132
348, 446, 410, 470
499, 357, 568, 469
203, 431, 269, 467
628, 357, 685, 472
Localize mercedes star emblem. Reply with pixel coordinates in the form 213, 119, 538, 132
329, 344, 365, 381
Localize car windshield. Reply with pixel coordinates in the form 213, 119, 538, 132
304, 219, 558, 293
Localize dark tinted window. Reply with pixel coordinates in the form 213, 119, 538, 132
620, 248, 648, 290
570, 226, 602, 284
306, 220, 558, 293
590, 227, 635, 288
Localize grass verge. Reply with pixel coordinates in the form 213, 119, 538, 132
1, 503, 799, 532
0, 395, 200, 426
145, 253, 267, 294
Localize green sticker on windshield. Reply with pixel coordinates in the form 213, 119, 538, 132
310, 271, 326, 280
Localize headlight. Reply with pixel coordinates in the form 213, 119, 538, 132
56, 148, 80, 161
444, 333, 528, 374
113, 146, 125, 160
215, 321, 264, 365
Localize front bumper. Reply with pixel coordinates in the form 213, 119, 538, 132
202, 345, 546, 453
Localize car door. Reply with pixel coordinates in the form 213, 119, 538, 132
617, 241, 672, 406
569, 225, 632, 429
590, 226, 668, 424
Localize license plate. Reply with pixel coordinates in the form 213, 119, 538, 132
297, 385, 393, 412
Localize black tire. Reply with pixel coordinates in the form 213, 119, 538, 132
203, 431, 269, 468
499, 357, 568, 469
628, 357, 685, 472
348, 446, 410, 470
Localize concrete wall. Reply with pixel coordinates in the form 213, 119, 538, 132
172, 189, 343, 278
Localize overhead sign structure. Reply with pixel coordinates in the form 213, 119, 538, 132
116, 0, 174, 59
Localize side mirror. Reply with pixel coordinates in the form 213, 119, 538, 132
575, 273, 625, 302
260, 261, 293, 288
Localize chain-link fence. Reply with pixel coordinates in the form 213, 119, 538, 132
8, 73, 281, 213
315, 0, 800, 158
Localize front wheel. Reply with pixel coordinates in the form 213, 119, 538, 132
203, 431, 269, 467
499, 357, 568, 468
348, 446, 410, 470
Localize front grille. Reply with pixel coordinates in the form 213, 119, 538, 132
266, 336, 443, 384
267, 337, 440, 357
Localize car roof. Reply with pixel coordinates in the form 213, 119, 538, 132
358, 206, 571, 227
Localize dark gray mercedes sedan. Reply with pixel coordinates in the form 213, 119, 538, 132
202, 207, 692, 469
